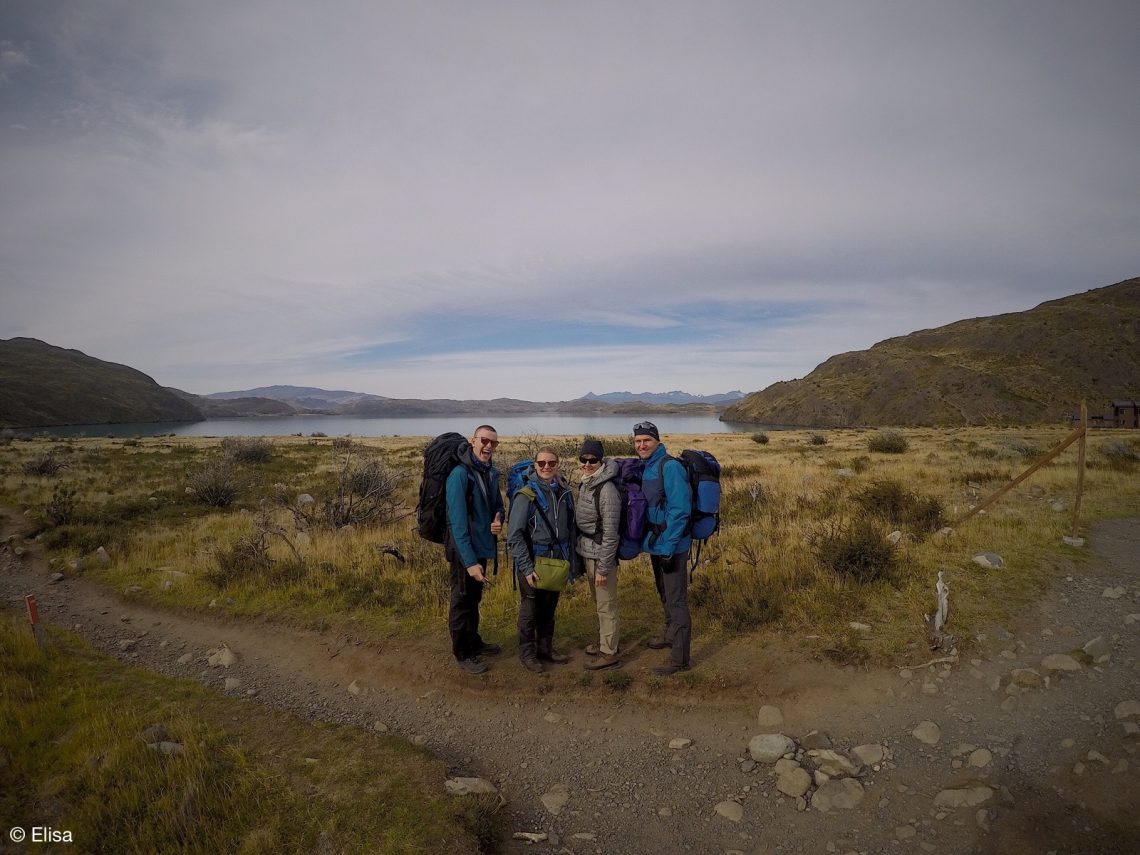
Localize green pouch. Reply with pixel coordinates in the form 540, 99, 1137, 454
532, 556, 570, 592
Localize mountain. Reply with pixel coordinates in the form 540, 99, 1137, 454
0, 338, 203, 428
579, 390, 745, 405
721, 277, 1140, 427
206, 385, 387, 409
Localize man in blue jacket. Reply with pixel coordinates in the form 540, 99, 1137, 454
445, 424, 505, 675
634, 421, 692, 675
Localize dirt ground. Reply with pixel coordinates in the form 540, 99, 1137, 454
3, 508, 1139, 855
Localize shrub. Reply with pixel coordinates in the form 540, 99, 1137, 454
1099, 440, 1139, 472
690, 565, 783, 631
331, 436, 356, 452
1000, 437, 1040, 460
186, 461, 242, 508
866, 430, 908, 454
849, 455, 872, 473
221, 436, 274, 464
205, 530, 273, 586
812, 517, 897, 584
45, 485, 78, 525
809, 433, 828, 446
602, 671, 633, 692
326, 457, 405, 529
853, 479, 945, 532
751, 433, 770, 445
21, 451, 69, 477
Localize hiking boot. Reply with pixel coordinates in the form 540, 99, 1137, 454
647, 637, 670, 650
455, 657, 488, 676
585, 643, 600, 656
537, 640, 569, 664
476, 642, 502, 656
652, 662, 690, 677
584, 653, 621, 671
520, 656, 544, 674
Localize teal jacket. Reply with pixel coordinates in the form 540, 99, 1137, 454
445, 452, 503, 568
639, 443, 692, 557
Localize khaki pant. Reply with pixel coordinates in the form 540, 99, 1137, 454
583, 556, 620, 655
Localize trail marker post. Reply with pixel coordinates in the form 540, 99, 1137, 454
25, 594, 45, 647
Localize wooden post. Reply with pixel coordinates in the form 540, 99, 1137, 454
25, 594, 45, 647
1072, 399, 1087, 538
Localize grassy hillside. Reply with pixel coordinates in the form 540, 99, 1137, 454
0, 338, 203, 428
723, 277, 1140, 427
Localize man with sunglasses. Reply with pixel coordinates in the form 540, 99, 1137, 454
444, 424, 505, 675
633, 421, 692, 676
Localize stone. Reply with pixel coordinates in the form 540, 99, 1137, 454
887, 530, 903, 545
756, 705, 784, 731
1081, 636, 1111, 665
912, 720, 942, 745
776, 765, 812, 797
852, 744, 885, 766
1040, 653, 1082, 675
297, 493, 315, 506
177, 653, 192, 665
934, 785, 994, 809
1123, 722, 1140, 738
714, 800, 744, 822
1103, 587, 1126, 599
809, 749, 862, 778
895, 825, 917, 839
1061, 536, 1085, 547
543, 712, 562, 724
95, 546, 112, 565
669, 738, 692, 750
812, 779, 865, 812
224, 677, 241, 691
347, 681, 361, 696
119, 639, 138, 651
147, 741, 184, 755
972, 552, 1004, 569
208, 646, 238, 667
1010, 668, 1043, 689
800, 730, 833, 750
373, 721, 389, 733
934, 527, 954, 540
140, 724, 170, 742
1114, 700, 1140, 721
968, 749, 993, 768
849, 621, 872, 632
541, 784, 569, 816
445, 777, 498, 796
1087, 750, 1110, 765
48, 573, 65, 584
749, 733, 794, 763
512, 832, 547, 843
161, 569, 189, 583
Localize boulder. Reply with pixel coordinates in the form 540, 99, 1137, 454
912, 721, 942, 745
1010, 669, 1043, 689
1040, 653, 1082, 675
541, 784, 569, 816
1114, 700, 1140, 721
446, 777, 498, 796
852, 744, 885, 766
714, 800, 744, 822
776, 765, 812, 798
972, 552, 1004, 569
749, 733, 794, 764
809, 749, 862, 778
800, 730, 833, 750
934, 785, 994, 809
812, 779, 865, 811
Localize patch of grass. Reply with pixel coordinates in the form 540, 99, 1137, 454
603, 671, 633, 692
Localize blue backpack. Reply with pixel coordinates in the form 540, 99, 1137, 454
650, 449, 722, 574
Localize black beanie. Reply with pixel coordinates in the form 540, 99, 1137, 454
579, 439, 604, 459
632, 421, 660, 441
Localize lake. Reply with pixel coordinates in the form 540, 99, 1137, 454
17, 413, 766, 439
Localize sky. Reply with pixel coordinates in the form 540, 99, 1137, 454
2, 1, 1138, 401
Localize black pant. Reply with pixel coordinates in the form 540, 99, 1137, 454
446, 539, 487, 662
651, 551, 691, 666
517, 570, 560, 660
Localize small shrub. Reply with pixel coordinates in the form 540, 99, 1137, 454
602, 671, 633, 692
866, 430, 908, 454
186, 461, 242, 508
45, 485, 78, 525
331, 436, 355, 452
812, 517, 897, 584
690, 566, 783, 631
221, 436, 274, 464
961, 468, 1009, 484
849, 455, 872, 473
206, 530, 272, 586
1099, 440, 1139, 472
322, 455, 405, 529
1000, 437, 1040, 460
310, 432, 328, 438
751, 433, 769, 445
809, 433, 828, 446
853, 479, 945, 532
21, 451, 69, 477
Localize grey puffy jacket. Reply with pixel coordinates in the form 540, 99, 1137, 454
574, 458, 621, 577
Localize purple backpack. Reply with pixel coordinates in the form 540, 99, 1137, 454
612, 457, 648, 560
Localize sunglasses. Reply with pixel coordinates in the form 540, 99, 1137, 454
535, 460, 558, 469
476, 437, 499, 448
579, 457, 600, 465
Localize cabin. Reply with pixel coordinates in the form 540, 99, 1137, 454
1109, 400, 1140, 428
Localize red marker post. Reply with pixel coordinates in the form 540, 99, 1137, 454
25, 594, 45, 647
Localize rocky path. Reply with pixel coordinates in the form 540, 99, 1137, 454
3, 511, 1139, 855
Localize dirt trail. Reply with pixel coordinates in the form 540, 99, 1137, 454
3, 509, 1139, 854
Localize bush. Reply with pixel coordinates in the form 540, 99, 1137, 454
751, 433, 769, 445
602, 671, 633, 692
853, 479, 945, 532
1000, 437, 1040, 460
809, 433, 828, 446
331, 436, 355, 451
205, 530, 273, 586
221, 436, 274, 464
326, 457, 405, 528
1099, 440, 1139, 472
866, 430, 908, 454
45, 485, 78, 525
690, 565, 782, 631
186, 461, 242, 508
21, 451, 69, 477
812, 517, 897, 584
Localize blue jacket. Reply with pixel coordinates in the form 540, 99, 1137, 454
639, 443, 692, 557
445, 452, 503, 568
506, 470, 577, 577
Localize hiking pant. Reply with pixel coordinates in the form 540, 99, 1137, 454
583, 556, 620, 655
650, 551, 691, 666
516, 569, 560, 661
446, 538, 487, 662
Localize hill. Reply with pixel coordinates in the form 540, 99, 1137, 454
0, 338, 203, 428
579, 390, 744, 405
721, 277, 1140, 427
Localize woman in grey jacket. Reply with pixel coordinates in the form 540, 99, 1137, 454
507, 446, 577, 674
574, 439, 622, 670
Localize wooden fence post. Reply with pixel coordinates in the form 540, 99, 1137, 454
1072, 400, 1087, 538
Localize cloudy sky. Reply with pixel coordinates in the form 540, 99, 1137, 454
2, 2, 1138, 401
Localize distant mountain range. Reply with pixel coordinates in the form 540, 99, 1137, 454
722, 276, 1140, 427
579, 390, 745, 405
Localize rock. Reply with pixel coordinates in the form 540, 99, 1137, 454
933, 526, 954, 541
934, 785, 994, 809
177, 653, 192, 665
800, 730, 833, 750
512, 832, 547, 843
912, 720, 942, 745
445, 777, 498, 796
347, 681, 362, 696
669, 738, 692, 750
852, 744, 885, 767
297, 493, 315, 506
296, 532, 311, 547
1103, 586, 1126, 599
1124, 613, 1140, 627
161, 569, 189, 584
848, 621, 872, 632
1061, 536, 1085, 547
95, 546, 112, 565
895, 825, 917, 840
972, 552, 1004, 569
118, 639, 138, 651
968, 749, 993, 768
69, 558, 85, 572
224, 677, 241, 691
1081, 636, 1111, 665
1040, 653, 1082, 675
749, 733, 794, 763
812, 779, 865, 811
207, 646, 238, 667
543, 712, 562, 724
739, 759, 757, 772
1122, 722, 1140, 738
1010, 668, 1044, 689
835, 468, 855, 478
147, 741, 184, 756
977, 808, 991, 832
756, 705, 784, 731
373, 721, 389, 733
1087, 750, 1110, 765
814, 770, 830, 787
714, 800, 744, 822
886, 529, 903, 545
140, 724, 170, 742
776, 765, 812, 797
1114, 700, 1140, 721
809, 749, 862, 778
48, 573, 65, 584
540, 783, 569, 816
570, 833, 597, 842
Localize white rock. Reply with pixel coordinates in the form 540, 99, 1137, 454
852, 744, 885, 766
1061, 536, 1085, 547
886, 530, 903, 545
207, 646, 238, 668
147, 741, 184, 755
669, 738, 692, 750
756, 705, 784, 731
714, 800, 744, 822
968, 749, 993, 768
776, 766, 812, 798
749, 733, 794, 763
446, 777, 498, 796
912, 720, 942, 745
934, 785, 994, 809
1114, 700, 1140, 721
849, 621, 872, 633
512, 832, 547, 843
812, 779, 865, 811
1124, 614, 1140, 627
176, 653, 192, 665
809, 749, 861, 778
541, 784, 569, 816
1082, 636, 1111, 664
224, 677, 240, 691
347, 680, 362, 696
543, 712, 562, 724
972, 552, 1004, 569
297, 493, 315, 506
373, 721, 389, 733
95, 546, 112, 565
1103, 586, 1126, 599
1040, 653, 1082, 674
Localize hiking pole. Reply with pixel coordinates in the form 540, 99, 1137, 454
25, 594, 45, 648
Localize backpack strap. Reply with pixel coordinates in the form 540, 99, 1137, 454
647, 455, 673, 549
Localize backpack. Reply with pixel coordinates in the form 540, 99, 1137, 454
415, 432, 470, 544
506, 459, 573, 586
610, 457, 649, 561
650, 449, 722, 573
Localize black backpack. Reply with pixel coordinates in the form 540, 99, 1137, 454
415, 432, 470, 543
